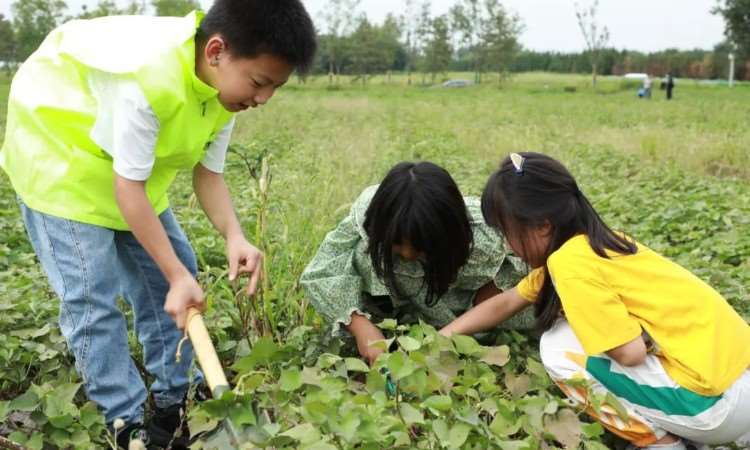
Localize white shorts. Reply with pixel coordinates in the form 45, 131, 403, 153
539, 320, 750, 447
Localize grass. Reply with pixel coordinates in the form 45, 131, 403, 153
1, 72, 749, 449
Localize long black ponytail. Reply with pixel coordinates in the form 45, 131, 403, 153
481, 152, 637, 331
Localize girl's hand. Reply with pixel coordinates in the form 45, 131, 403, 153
165, 272, 205, 329
355, 325, 386, 365
347, 312, 386, 365
226, 234, 264, 296
439, 325, 456, 337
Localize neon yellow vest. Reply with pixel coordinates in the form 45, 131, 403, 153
0, 11, 233, 230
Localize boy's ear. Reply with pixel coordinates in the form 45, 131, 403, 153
204, 35, 228, 64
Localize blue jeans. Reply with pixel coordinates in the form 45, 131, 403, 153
19, 200, 201, 426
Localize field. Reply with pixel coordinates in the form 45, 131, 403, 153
1, 72, 749, 449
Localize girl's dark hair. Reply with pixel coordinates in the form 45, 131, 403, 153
364, 162, 473, 307
198, 0, 317, 73
481, 152, 637, 331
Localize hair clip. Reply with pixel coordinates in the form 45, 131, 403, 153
510, 153, 525, 175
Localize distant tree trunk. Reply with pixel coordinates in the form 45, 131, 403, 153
592, 62, 598, 87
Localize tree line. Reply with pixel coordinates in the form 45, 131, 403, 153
1, 0, 748, 82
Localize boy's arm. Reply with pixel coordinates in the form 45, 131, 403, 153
440, 287, 531, 337
192, 163, 263, 295
115, 175, 204, 329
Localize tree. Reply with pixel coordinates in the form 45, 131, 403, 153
0, 14, 16, 73
401, 0, 431, 85
348, 16, 395, 84
575, 0, 610, 88
380, 13, 404, 82
319, 0, 361, 84
450, 0, 483, 83
422, 15, 453, 83
11, 0, 67, 61
451, 0, 521, 84
479, 0, 522, 84
76, 0, 143, 19
152, 0, 200, 17
713, 0, 750, 58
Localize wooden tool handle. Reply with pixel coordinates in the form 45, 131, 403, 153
185, 307, 230, 397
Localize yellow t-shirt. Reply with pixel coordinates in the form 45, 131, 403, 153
517, 234, 750, 396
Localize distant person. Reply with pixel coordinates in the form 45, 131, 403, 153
643, 75, 652, 99
665, 73, 675, 100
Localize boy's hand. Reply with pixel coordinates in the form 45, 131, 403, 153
164, 273, 205, 329
226, 234, 264, 296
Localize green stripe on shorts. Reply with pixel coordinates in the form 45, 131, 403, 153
586, 357, 721, 416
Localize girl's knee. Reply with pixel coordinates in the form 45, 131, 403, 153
539, 321, 588, 381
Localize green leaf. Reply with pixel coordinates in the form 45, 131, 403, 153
263, 423, 281, 437
489, 414, 522, 437
26, 433, 44, 450
432, 418, 449, 443
544, 408, 582, 449
331, 415, 360, 442
605, 392, 630, 421
316, 353, 342, 369
370, 337, 395, 351
231, 337, 280, 372
449, 423, 471, 448
302, 442, 338, 450
56, 382, 82, 404
451, 334, 482, 356
581, 422, 604, 439
584, 440, 611, 450
279, 367, 303, 391
496, 439, 532, 450
10, 389, 39, 412
0, 401, 8, 422
228, 398, 256, 427
377, 318, 398, 330
79, 402, 101, 429
8, 432, 28, 445
344, 357, 370, 372
187, 409, 219, 436
481, 345, 510, 367
48, 413, 75, 429
397, 336, 421, 351
399, 402, 425, 425
281, 423, 320, 444
422, 395, 452, 413
526, 357, 547, 378
504, 373, 531, 398
386, 351, 417, 380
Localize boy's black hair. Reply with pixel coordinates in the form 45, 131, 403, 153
364, 162, 474, 307
198, 0, 317, 73
481, 152, 637, 332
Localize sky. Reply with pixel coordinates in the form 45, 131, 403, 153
0, 0, 727, 53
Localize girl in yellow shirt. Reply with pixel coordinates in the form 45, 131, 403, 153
441, 152, 750, 449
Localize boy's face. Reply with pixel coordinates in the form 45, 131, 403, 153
200, 36, 294, 112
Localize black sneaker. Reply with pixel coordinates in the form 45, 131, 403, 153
148, 403, 190, 450
116, 423, 150, 450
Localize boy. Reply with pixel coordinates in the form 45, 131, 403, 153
0, 0, 316, 448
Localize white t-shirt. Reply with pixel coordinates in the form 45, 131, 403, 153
87, 71, 234, 181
